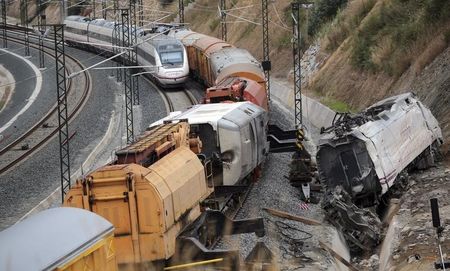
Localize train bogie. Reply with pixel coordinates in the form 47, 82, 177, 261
64, 147, 211, 264
0, 208, 117, 271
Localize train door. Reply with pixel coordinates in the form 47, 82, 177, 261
86, 173, 141, 263
240, 123, 256, 177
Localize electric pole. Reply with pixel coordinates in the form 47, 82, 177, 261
50, 24, 71, 201
1, 0, 7, 48
289, 1, 314, 202
38, 0, 46, 69
178, 0, 184, 24
220, 0, 226, 41
121, 9, 134, 144
21, 0, 30, 56
262, 0, 271, 100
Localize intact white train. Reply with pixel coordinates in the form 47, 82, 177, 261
64, 16, 189, 87
317, 92, 443, 207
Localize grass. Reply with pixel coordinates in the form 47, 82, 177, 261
209, 19, 220, 32
237, 23, 257, 42
347, 0, 450, 76
277, 34, 291, 49
321, 96, 354, 112
322, 0, 376, 52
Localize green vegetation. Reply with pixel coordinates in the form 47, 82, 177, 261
349, 0, 450, 76
321, 96, 354, 112
277, 34, 291, 49
238, 23, 257, 42
321, 0, 376, 52
209, 19, 220, 32
308, 0, 348, 36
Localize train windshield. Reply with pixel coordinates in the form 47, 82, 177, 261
160, 51, 183, 65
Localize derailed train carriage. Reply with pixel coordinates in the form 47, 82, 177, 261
0, 208, 117, 271
317, 92, 443, 251
63, 102, 268, 269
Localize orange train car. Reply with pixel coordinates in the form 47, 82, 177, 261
169, 29, 268, 110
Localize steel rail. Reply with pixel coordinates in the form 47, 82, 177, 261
0, 35, 91, 175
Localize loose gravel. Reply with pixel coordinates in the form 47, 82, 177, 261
214, 98, 340, 270
0, 45, 166, 230
0, 42, 56, 150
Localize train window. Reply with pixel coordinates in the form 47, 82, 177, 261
160, 51, 183, 65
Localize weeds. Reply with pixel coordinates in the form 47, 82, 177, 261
321, 96, 354, 112
209, 19, 220, 32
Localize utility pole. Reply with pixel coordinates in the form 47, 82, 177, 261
289, 1, 314, 202
292, 1, 302, 132
102, 0, 106, 19
1, 0, 7, 48
220, 0, 226, 41
178, 0, 184, 24
113, 0, 122, 82
92, 0, 96, 18
261, 0, 271, 100
38, 0, 46, 69
138, 0, 143, 26
121, 9, 134, 144
21, 0, 30, 56
129, 0, 139, 105
60, 0, 66, 23
50, 24, 71, 201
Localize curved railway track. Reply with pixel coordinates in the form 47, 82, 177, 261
142, 76, 197, 112
0, 31, 91, 175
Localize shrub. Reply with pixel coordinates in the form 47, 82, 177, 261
308, 0, 348, 36
209, 19, 220, 32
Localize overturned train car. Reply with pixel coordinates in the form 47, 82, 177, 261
317, 93, 442, 207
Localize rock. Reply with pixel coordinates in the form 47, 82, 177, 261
408, 231, 414, 237
401, 226, 411, 234
359, 259, 369, 267
369, 254, 379, 267
393, 254, 400, 260
407, 255, 418, 263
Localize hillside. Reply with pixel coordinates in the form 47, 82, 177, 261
9, 0, 449, 153
159, 0, 450, 154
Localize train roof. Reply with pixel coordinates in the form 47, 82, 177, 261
150, 102, 264, 130
150, 35, 184, 51
0, 207, 114, 271
319, 92, 430, 142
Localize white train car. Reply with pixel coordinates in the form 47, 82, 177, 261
0, 208, 117, 271
64, 16, 189, 87
150, 102, 270, 186
317, 92, 442, 206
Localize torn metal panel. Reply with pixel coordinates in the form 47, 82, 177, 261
317, 92, 442, 203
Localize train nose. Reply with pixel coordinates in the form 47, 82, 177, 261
165, 71, 183, 78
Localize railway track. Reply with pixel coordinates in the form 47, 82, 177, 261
0, 32, 91, 175
142, 76, 197, 112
